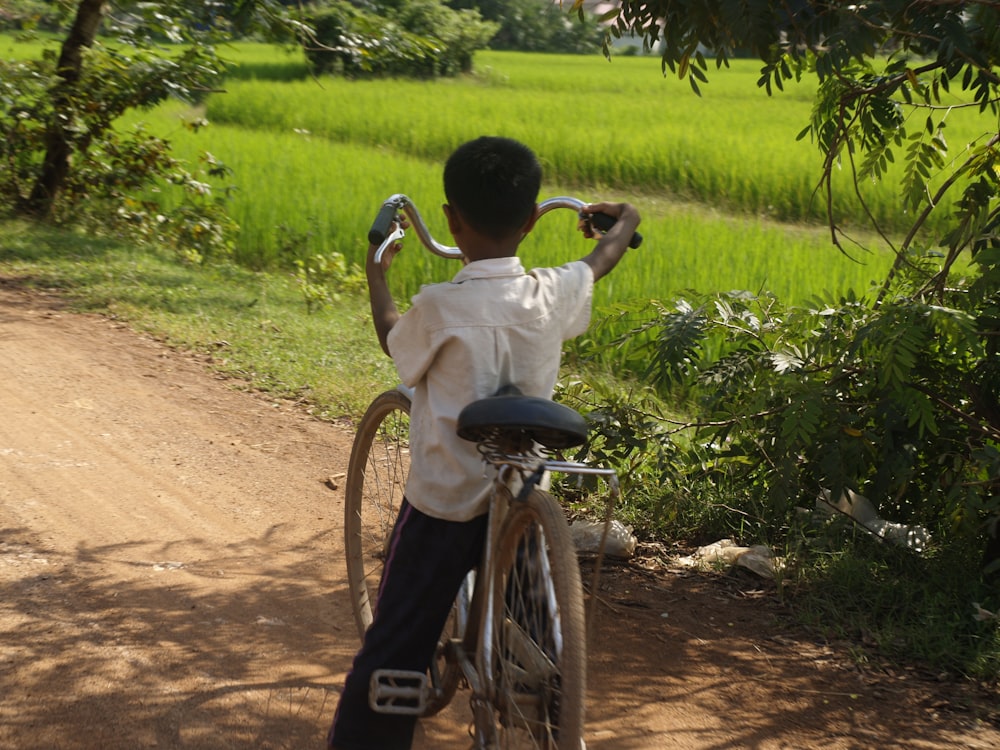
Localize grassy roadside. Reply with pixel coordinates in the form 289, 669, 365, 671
0, 219, 391, 419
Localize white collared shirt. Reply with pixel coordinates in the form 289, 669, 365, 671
386, 256, 594, 521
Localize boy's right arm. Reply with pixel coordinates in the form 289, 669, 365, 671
366, 240, 401, 357
578, 202, 641, 282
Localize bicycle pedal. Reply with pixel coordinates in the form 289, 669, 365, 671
369, 669, 429, 715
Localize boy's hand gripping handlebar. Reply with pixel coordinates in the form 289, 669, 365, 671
368, 194, 643, 264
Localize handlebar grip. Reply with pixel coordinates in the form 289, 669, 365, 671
368, 203, 398, 246
589, 212, 643, 249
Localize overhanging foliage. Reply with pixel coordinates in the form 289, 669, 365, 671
578, 0, 1000, 581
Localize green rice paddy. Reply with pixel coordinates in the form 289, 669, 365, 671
11, 37, 984, 307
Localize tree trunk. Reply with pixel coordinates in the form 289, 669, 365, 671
23, 0, 107, 218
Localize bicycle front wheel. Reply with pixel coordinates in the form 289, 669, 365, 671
490, 488, 586, 749
344, 389, 411, 640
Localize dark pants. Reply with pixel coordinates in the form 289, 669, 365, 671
328, 499, 488, 750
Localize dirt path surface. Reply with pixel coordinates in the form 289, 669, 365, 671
1, 279, 998, 750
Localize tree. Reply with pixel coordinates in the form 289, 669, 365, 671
24, 0, 137, 216
591, 1, 1000, 578
302, 0, 498, 78
2, 0, 307, 222
449, 0, 604, 53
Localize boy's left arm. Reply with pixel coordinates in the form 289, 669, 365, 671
366, 241, 401, 357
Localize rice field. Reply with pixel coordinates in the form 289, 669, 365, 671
10, 36, 986, 307
142, 100, 889, 309
207, 57, 837, 226
210, 46, 992, 229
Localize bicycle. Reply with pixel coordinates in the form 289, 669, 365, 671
343, 194, 639, 748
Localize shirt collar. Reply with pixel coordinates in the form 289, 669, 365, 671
451, 256, 525, 283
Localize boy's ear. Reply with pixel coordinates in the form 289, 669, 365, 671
443, 203, 462, 237
520, 203, 540, 237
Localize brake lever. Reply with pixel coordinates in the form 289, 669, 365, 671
374, 222, 406, 265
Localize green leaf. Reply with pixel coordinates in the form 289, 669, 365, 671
771, 347, 805, 373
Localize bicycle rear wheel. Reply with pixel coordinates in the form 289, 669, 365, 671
345, 389, 411, 639
343, 388, 460, 715
490, 488, 586, 749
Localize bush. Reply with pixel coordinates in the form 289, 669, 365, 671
0, 51, 236, 260
302, 0, 497, 78
483, 0, 604, 54
580, 256, 1000, 590
398, 0, 496, 75
0, 1, 71, 32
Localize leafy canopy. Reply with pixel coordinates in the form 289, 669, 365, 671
0, 1, 307, 250
579, 1, 1000, 581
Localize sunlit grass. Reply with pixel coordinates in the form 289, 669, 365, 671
137, 99, 894, 315
205, 49, 990, 237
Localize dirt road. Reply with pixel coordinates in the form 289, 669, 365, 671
1, 279, 997, 749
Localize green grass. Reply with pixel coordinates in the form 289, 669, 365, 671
0, 221, 391, 417
790, 537, 1000, 679
118, 43, 989, 317
135, 101, 895, 313
0, 31, 57, 60
216, 40, 311, 81
204, 48, 991, 236
205, 62, 844, 226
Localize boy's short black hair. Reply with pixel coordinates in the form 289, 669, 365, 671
443, 136, 542, 240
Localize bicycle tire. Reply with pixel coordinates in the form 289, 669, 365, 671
342, 388, 460, 716
490, 488, 586, 749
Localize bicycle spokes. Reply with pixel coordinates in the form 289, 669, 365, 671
496, 521, 566, 747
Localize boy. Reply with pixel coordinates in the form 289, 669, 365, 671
328, 135, 640, 750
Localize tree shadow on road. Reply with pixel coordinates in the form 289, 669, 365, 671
0, 525, 351, 750
2, 530, 998, 750
581, 560, 1000, 749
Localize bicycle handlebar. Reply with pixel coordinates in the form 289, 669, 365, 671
369, 194, 643, 264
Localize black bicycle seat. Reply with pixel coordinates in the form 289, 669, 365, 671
456, 388, 588, 450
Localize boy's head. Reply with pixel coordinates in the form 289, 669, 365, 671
443, 136, 542, 242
